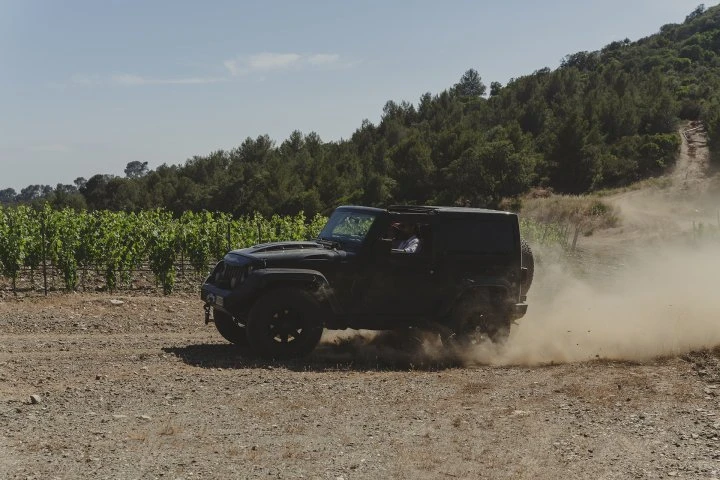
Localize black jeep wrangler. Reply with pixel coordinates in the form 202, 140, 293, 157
201, 205, 533, 358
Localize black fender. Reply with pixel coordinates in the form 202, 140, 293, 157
244, 268, 339, 315
251, 268, 329, 289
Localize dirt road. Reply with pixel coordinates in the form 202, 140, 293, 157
0, 290, 719, 479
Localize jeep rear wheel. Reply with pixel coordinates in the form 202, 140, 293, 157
213, 310, 248, 346
449, 290, 511, 345
246, 288, 324, 359
450, 316, 511, 346
485, 320, 511, 344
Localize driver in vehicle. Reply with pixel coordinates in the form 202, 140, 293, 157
391, 222, 420, 253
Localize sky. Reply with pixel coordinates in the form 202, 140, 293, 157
0, 0, 716, 191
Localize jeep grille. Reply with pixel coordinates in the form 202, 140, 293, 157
210, 261, 251, 289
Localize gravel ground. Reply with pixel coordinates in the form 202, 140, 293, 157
1, 293, 720, 479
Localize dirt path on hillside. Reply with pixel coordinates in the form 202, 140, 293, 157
2, 125, 720, 479
675, 121, 711, 194
563, 122, 718, 277
596, 122, 715, 248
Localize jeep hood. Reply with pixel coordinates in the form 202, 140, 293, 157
224, 241, 344, 265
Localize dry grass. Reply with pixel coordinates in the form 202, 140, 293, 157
521, 194, 620, 232
594, 176, 673, 196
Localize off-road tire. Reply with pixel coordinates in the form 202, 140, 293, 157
449, 290, 510, 345
520, 239, 534, 296
246, 287, 325, 359
449, 319, 511, 346
486, 320, 511, 344
213, 310, 248, 346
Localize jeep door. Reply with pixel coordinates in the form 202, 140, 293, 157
355, 216, 444, 319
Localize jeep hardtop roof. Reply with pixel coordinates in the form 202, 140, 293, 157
334, 205, 514, 216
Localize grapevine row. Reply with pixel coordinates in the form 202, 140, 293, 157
0, 205, 326, 294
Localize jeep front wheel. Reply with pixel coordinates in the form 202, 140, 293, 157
246, 288, 324, 359
213, 310, 248, 346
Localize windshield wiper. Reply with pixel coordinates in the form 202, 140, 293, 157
316, 238, 341, 249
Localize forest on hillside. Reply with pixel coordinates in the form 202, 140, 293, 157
3, 4, 720, 217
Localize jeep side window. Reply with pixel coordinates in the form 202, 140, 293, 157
318, 210, 377, 246
442, 219, 514, 254
389, 222, 417, 253
390, 222, 431, 254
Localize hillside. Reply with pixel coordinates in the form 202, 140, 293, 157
3, 4, 720, 216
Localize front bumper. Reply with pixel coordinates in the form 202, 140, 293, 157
201, 282, 251, 315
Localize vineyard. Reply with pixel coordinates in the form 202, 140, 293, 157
0, 205, 569, 295
0, 205, 326, 294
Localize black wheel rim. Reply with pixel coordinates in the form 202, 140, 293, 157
266, 307, 306, 344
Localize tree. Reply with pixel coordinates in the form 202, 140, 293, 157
561, 51, 600, 71
124, 161, 149, 179
17, 185, 52, 203
389, 135, 435, 202
81, 174, 115, 210
49, 184, 86, 210
454, 69, 486, 97
74, 177, 87, 190
686, 4, 706, 22
0, 188, 16, 204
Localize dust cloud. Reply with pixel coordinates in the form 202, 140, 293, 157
474, 239, 720, 366
484, 179, 720, 366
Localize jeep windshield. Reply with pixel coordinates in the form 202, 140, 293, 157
318, 210, 377, 249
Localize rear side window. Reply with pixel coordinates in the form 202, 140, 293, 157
442, 218, 516, 254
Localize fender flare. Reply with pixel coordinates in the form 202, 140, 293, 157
252, 268, 329, 289
249, 268, 339, 313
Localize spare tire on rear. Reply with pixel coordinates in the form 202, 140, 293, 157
520, 239, 534, 296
